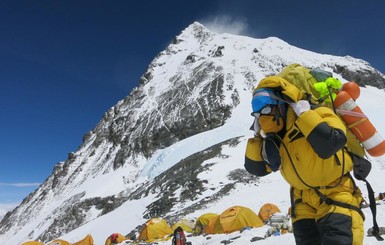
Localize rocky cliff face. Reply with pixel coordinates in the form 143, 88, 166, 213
334, 62, 385, 88
1, 22, 384, 243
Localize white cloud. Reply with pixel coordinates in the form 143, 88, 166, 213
0, 182, 40, 187
200, 15, 249, 35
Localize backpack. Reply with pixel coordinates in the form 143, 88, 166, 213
172, 226, 187, 245
276, 63, 365, 157
274, 63, 383, 241
276, 63, 321, 104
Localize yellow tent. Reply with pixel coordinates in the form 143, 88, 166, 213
104, 233, 127, 245
72, 234, 94, 245
193, 213, 218, 235
20, 241, 44, 245
171, 219, 195, 233
258, 203, 281, 223
46, 239, 71, 245
138, 218, 173, 242
205, 206, 263, 234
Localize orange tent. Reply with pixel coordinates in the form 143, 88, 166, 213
205, 206, 263, 234
73, 234, 94, 245
258, 203, 281, 223
105, 233, 127, 245
46, 239, 71, 245
171, 219, 195, 233
193, 213, 218, 235
138, 218, 173, 242
21, 241, 44, 245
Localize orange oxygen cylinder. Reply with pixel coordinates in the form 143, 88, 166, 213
333, 81, 385, 157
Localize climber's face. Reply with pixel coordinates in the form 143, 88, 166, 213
251, 88, 286, 135
258, 106, 284, 134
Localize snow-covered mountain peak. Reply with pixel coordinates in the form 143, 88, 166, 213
179, 21, 214, 42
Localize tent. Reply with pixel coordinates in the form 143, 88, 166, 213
137, 218, 173, 242
205, 206, 263, 234
258, 203, 281, 223
73, 234, 94, 245
171, 218, 195, 233
46, 239, 71, 245
193, 213, 218, 235
105, 233, 127, 245
20, 241, 44, 245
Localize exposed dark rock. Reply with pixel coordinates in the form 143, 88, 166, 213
334, 64, 385, 88
213, 46, 225, 57
129, 137, 259, 224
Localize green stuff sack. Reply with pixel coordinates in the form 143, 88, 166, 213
276, 63, 321, 104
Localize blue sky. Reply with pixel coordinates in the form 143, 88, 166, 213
1, 0, 384, 211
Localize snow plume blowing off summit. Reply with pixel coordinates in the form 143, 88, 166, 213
1, 22, 385, 244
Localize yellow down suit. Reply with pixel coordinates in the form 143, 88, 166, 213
245, 76, 364, 245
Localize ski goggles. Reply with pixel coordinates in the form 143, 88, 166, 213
252, 88, 285, 113
251, 104, 275, 118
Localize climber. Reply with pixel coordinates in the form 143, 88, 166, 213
172, 226, 187, 245
245, 72, 365, 244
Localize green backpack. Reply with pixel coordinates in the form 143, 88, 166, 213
277, 63, 321, 104
276, 63, 365, 157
